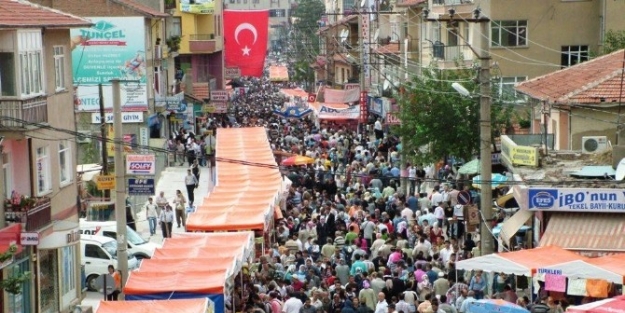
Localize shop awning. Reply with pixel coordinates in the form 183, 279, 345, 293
0, 224, 22, 254
536, 259, 625, 284
539, 213, 625, 255
499, 209, 533, 247
96, 299, 208, 313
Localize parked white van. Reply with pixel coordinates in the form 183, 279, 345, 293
79, 219, 160, 260
80, 235, 139, 291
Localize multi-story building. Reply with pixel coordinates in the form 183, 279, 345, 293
29, 0, 172, 160
0, 1, 92, 312
225, 0, 293, 52
166, 0, 225, 100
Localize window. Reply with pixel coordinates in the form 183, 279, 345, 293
3, 153, 11, 199
169, 17, 182, 37
0, 52, 16, 96
500, 76, 527, 102
36, 146, 51, 195
491, 20, 527, 47
59, 141, 71, 186
20, 51, 43, 96
253, 0, 259, 3
269, 9, 286, 17
561, 45, 589, 67
61, 245, 76, 295
390, 22, 399, 42
431, 22, 442, 43
85, 244, 109, 259
447, 21, 459, 46
53, 46, 66, 91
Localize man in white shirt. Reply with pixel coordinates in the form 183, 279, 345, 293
430, 186, 443, 208
439, 240, 453, 264
375, 292, 388, 313
374, 118, 384, 139
434, 204, 446, 228
143, 197, 158, 236
282, 293, 303, 313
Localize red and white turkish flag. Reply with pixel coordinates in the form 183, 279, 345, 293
224, 10, 269, 78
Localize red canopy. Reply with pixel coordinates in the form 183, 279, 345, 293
567, 296, 625, 313
96, 299, 208, 313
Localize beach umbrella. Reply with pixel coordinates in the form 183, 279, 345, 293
472, 173, 508, 189
282, 155, 315, 166
458, 159, 480, 175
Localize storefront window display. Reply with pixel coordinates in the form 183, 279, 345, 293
60, 245, 77, 308
39, 249, 59, 313
6, 256, 31, 313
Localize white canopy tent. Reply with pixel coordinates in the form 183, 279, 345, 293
455, 254, 532, 276
537, 260, 625, 284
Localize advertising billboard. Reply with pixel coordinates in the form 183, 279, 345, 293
71, 17, 148, 112
180, 0, 214, 14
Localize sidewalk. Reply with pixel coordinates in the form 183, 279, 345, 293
80, 164, 214, 310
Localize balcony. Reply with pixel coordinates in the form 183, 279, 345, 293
0, 97, 48, 128
422, 43, 474, 67
4, 196, 52, 231
433, 0, 473, 5
189, 34, 223, 53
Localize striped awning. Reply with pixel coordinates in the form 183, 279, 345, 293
540, 213, 625, 255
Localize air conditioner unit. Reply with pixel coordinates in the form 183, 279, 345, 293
76, 131, 92, 144
582, 136, 608, 154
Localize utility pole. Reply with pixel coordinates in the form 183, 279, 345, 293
477, 16, 494, 256
98, 84, 109, 199
111, 79, 129, 296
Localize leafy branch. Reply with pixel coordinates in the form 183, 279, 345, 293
0, 245, 31, 294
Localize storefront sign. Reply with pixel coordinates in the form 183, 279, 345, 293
127, 178, 155, 195
205, 102, 228, 113
155, 92, 184, 108
225, 67, 241, 79
126, 154, 156, 175
180, 0, 214, 14
528, 188, 625, 212
501, 135, 539, 167
38, 221, 80, 249
95, 175, 116, 190
386, 112, 401, 125
318, 105, 360, 120
139, 127, 149, 153
210, 90, 228, 102
359, 91, 368, 122
345, 83, 360, 91
71, 17, 148, 111
369, 97, 383, 116
538, 268, 562, 275
91, 112, 144, 124
20, 232, 39, 245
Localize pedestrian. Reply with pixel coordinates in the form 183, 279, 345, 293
154, 191, 168, 217
106, 265, 121, 301
184, 169, 198, 205
191, 159, 200, 182
174, 190, 187, 228
159, 203, 174, 238
144, 197, 158, 236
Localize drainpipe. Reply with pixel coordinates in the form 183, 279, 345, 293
599, 0, 606, 48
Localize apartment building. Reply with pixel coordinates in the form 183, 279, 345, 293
0, 1, 92, 312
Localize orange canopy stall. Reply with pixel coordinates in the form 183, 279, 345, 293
152, 246, 245, 260
138, 257, 236, 274
96, 299, 208, 313
124, 270, 227, 295
187, 127, 283, 232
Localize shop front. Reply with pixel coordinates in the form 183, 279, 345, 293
0, 224, 33, 313
522, 187, 625, 256
36, 220, 81, 313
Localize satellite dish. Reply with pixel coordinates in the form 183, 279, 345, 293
360, 0, 366, 8
452, 82, 471, 97
616, 158, 625, 181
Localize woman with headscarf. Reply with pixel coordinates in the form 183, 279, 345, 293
429, 222, 443, 244
417, 274, 432, 303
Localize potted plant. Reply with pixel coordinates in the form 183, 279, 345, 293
166, 35, 182, 53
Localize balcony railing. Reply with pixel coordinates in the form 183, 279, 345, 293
0, 97, 48, 128
433, 0, 473, 5
189, 34, 223, 53
4, 196, 52, 231
423, 44, 473, 62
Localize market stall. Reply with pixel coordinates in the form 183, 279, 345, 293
96, 299, 209, 313
567, 296, 625, 313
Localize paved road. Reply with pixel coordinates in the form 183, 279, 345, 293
80, 164, 214, 310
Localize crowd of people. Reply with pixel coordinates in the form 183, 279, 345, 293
191, 75, 560, 313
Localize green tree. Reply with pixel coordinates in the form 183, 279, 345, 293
289, 0, 325, 73
393, 66, 513, 165
602, 30, 625, 55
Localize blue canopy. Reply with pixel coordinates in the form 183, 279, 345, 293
273, 106, 313, 119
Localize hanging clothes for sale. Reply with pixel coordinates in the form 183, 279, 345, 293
567, 278, 588, 297
586, 279, 610, 298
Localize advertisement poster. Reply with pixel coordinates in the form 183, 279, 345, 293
180, 0, 214, 14
71, 17, 148, 112
528, 188, 625, 212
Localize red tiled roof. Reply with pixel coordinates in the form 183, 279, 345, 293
396, 0, 426, 7
516, 49, 625, 105
110, 0, 169, 17
0, 0, 92, 28
316, 15, 358, 34
374, 43, 400, 54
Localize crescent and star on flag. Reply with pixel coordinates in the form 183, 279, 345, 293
234, 23, 258, 56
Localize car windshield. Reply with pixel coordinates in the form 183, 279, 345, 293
102, 241, 118, 259
126, 226, 147, 245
